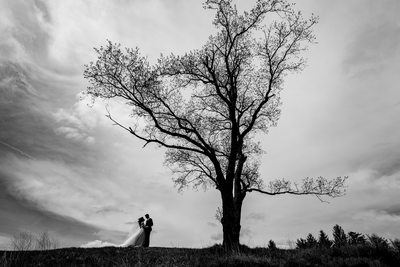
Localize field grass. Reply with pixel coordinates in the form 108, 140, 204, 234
1, 244, 400, 266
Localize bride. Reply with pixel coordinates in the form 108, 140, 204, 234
120, 217, 146, 247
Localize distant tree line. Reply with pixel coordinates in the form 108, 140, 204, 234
260, 225, 400, 266
10, 231, 59, 251
292, 224, 400, 251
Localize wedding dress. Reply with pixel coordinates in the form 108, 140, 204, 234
81, 221, 146, 248
120, 223, 146, 247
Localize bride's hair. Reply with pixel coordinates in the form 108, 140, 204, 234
137, 217, 145, 227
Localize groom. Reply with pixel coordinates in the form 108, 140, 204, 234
143, 214, 153, 247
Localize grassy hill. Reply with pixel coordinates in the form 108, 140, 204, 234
1, 244, 400, 267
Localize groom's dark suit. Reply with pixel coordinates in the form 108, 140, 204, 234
143, 217, 153, 247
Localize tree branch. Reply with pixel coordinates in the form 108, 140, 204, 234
247, 176, 348, 200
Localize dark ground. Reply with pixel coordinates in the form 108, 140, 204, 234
1, 245, 400, 267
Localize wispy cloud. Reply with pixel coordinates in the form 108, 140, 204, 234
207, 222, 218, 228
381, 206, 400, 217
0, 174, 106, 248
54, 126, 95, 144
0, 141, 34, 159
343, 1, 400, 77
354, 209, 400, 223
210, 233, 222, 241
95, 206, 125, 214
246, 212, 266, 221
1, 0, 400, 249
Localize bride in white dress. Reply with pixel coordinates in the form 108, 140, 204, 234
120, 217, 146, 247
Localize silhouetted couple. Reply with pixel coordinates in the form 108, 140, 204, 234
121, 214, 153, 247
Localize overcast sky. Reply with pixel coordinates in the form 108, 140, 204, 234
0, 0, 399, 249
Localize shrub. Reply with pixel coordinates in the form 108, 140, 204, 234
36, 231, 59, 250
296, 238, 308, 249
267, 240, 277, 250
10, 231, 59, 251
333, 224, 347, 247
306, 233, 318, 248
348, 231, 366, 245
296, 234, 318, 249
367, 234, 389, 250
11, 232, 34, 251
318, 230, 333, 248
391, 238, 400, 252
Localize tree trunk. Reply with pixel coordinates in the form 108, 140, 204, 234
221, 192, 243, 252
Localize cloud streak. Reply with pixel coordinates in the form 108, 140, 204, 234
0, 141, 33, 159
0, 0, 400, 249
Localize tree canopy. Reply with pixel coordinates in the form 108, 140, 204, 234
84, 0, 347, 250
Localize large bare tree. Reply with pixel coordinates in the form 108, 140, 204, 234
84, 0, 346, 251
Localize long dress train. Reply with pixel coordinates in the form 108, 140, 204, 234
120, 225, 146, 247
81, 223, 146, 248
